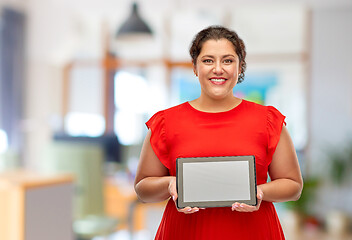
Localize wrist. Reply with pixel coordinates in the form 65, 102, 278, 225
257, 184, 265, 201
166, 176, 177, 199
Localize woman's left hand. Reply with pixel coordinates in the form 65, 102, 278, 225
231, 186, 263, 212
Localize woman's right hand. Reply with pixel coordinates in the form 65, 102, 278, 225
168, 176, 201, 214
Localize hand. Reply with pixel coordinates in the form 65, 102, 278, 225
231, 186, 263, 212
168, 176, 202, 214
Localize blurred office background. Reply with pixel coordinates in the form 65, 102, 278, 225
0, 0, 351, 239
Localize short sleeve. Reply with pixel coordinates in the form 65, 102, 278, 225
146, 111, 170, 169
266, 106, 286, 165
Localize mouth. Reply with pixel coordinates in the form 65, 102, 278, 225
209, 77, 227, 85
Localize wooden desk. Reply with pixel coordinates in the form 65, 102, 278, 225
0, 170, 74, 240
104, 177, 166, 232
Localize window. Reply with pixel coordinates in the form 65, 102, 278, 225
64, 66, 105, 137
0, 129, 8, 154
114, 70, 149, 145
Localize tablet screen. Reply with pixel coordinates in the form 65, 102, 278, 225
176, 156, 256, 208
183, 161, 250, 202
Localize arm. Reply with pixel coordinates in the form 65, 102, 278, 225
134, 130, 172, 203
260, 124, 303, 202
134, 130, 201, 214
232, 125, 303, 212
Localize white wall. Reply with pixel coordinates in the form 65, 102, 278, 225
310, 6, 352, 174
309, 6, 352, 216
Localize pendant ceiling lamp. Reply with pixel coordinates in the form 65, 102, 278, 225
116, 2, 153, 38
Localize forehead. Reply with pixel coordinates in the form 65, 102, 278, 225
199, 39, 237, 56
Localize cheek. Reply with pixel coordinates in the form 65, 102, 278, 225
224, 66, 237, 76
196, 66, 206, 77
229, 65, 240, 75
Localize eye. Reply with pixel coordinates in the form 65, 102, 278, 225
202, 59, 213, 64
223, 59, 233, 64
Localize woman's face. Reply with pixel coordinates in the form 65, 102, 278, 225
193, 38, 241, 101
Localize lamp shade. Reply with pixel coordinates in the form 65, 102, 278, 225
116, 3, 152, 37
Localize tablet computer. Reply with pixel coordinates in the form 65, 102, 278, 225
176, 156, 257, 209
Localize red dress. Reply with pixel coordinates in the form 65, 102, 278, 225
146, 100, 286, 240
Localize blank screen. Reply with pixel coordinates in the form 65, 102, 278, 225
183, 161, 250, 202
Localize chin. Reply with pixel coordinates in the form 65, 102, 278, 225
210, 94, 229, 100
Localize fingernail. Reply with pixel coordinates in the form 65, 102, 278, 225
195, 209, 199, 212
172, 196, 175, 201
187, 208, 192, 211
259, 194, 263, 199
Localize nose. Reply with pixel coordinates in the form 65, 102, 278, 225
213, 62, 224, 75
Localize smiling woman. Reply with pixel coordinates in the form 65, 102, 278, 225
134, 26, 303, 240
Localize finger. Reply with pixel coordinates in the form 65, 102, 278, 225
257, 186, 264, 200
231, 202, 240, 211
177, 207, 190, 212
233, 203, 257, 212
169, 188, 178, 202
171, 194, 178, 202
234, 203, 249, 212
168, 177, 178, 201
185, 207, 200, 214
240, 204, 256, 212
178, 207, 200, 214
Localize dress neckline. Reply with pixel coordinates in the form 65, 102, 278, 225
185, 99, 245, 115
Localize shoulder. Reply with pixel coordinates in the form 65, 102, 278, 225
241, 100, 269, 114
148, 102, 188, 123
164, 102, 188, 112
153, 102, 188, 116
241, 100, 285, 122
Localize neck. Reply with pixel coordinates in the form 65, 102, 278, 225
190, 95, 242, 113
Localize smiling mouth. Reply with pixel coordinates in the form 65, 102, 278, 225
210, 78, 227, 85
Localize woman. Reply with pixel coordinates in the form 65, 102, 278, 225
135, 26, 303, 239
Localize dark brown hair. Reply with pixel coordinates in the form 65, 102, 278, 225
189, 25, 247, 83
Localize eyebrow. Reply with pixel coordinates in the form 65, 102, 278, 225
201, 54, 236, 59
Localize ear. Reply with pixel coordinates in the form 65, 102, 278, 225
192, 61, 198, 77
193, 69, 198, 77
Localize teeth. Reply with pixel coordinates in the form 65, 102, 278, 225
210, 79, 225, 82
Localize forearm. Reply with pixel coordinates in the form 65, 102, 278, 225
135, 176, 174, 203
260, 178, 303, 203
